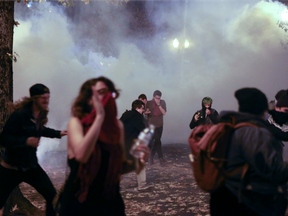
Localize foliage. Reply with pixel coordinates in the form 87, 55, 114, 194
6, 52, 19, 63
277, 20, 288, 48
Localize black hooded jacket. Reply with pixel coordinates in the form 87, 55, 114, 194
0, 105, 61, 169
267, 110, 288, 141
189, 104, 218, 129
120, 109, 145, 160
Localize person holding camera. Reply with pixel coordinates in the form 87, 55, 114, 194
189, 97, 218, 129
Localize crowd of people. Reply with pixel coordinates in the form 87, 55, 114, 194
0, 76, 288, 216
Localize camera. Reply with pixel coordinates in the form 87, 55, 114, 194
197, 111, 203, 119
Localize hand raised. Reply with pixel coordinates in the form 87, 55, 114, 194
206, 109, 211, 115
91, 85, 105, 119
154, 98, 161, 106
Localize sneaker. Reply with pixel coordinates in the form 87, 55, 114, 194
137, 183, 154, 191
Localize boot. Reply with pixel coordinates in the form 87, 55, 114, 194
160, 158, 167, 166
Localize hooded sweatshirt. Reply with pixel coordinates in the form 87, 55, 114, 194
189, 102, 218, 129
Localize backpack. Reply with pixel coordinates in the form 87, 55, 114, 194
188, 121, 257, 192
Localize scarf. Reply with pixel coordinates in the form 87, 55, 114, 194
268, 110, 288, 129
76, 92, 123, 203
153, 98, 162, 118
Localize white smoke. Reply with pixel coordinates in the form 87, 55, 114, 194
13, 0, 288, 159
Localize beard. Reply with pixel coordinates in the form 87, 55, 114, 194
35, 102, 49, 112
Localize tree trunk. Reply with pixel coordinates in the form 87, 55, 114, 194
0, 1, 43, 215
0, 1, 14, 128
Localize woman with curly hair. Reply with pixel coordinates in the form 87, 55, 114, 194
58, 76, 149, 216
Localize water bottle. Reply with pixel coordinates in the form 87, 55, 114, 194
130, 124, 155, 158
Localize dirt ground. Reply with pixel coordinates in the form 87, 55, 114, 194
8, 143, 288, 215
16, 144, 209, 215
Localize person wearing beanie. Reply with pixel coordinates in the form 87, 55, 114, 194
189, 96, 219, 129
210, 87, 288, 216
0, 83, 67, 216
267, 89, 288, 141
275, 89, 287, 106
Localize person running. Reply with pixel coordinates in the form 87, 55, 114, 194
0, 83, 67, 216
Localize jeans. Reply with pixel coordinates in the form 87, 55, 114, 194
151, 126, 163, 159
0, 164, 56, 216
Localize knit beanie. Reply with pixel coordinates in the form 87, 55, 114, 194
29, 83, 50, 97
276, 90, 288, 107
235, 88, 268, 115
275, 89, 286, 100
202, 97, 213, 105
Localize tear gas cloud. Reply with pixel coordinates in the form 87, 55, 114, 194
13, 0, 288, 158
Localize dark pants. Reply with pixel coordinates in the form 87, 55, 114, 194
210, 186, 260, 216
0, 164, 56, 216
151, 126, 163, 159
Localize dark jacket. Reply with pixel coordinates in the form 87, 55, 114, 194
120, 109, 145, 160
267, 110, 288, 142
0, 105, 61, 169
189, 106, 218, 129
219, 111, 288, 216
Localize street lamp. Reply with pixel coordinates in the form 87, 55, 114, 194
173, 38, 179, 48
184, 39, 189, 48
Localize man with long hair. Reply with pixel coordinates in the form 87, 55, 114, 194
0, 83, 67, 216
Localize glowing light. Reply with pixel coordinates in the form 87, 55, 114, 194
27, 2, 32, 8
173, 38, 179, 48
184, 39, 189, 48
100, 62, 104, 65
282, 9, 288, 21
